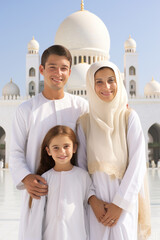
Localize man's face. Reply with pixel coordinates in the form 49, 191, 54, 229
39, 54, 71, 95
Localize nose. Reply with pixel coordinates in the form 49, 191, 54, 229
59, 147, 65, 154
105, 82, 110, 89
54, 68, 62, 76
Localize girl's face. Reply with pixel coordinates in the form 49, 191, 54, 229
94, 68, 117, 102
46, 135, 77, 171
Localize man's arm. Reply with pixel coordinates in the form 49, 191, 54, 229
9, 104, 48, 198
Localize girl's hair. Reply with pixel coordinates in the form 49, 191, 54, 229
36, 125, 77, 176
29, 125, 77, 208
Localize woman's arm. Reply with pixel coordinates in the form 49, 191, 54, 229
112, 110, 147, 212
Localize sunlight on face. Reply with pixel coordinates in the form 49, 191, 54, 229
94, 67, 117, 102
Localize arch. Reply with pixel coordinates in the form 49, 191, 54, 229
29, 81, 35, 96
129, 66, 136, 75
0, 127, 6, 168
148, 123, 160, 167
129, 80, 136, 96
29, 67, 36, 77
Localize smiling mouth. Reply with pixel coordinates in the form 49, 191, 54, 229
58, 156, 67, 159
51, 77, 62, 83
101, 91, 112, 96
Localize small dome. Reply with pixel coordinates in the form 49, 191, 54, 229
124, 35, 136, 51
67, 63, 90, 90
2, 79, 20, 98
28, 36, 39, 53
144, 77, 160, 96
55, 10, 110, 58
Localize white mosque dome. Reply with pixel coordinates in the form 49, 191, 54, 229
124, 35, 136, 51
2, 79, 20, 97
67, 63, 90, 89
144, 77, 160, 97
28, 37, 39, 53
54, 9, 110, 57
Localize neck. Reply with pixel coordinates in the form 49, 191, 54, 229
42, 89, 64, 100
54, 163, 73, 172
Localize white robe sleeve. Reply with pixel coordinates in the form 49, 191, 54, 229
112, 110, 147, 212
23, 196, 46, 240
9, 104, 31, 189
76, 123, 88, 171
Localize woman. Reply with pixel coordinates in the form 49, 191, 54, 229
77, 61, 151, 240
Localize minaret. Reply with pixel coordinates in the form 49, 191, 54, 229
26, 36, 40, 96
124, 35, 139, 98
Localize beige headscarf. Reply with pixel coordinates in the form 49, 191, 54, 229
85, 61, 128, 179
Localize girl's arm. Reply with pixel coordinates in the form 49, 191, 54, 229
23, 196, 46, 240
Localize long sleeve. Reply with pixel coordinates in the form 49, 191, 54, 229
112, 110, 147, 212
76, 123, 88, 170
23, 196, 46, 240
9, 103, 31, 189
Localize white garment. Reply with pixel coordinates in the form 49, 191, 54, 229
9, 92, 88, 239
22, 167, 94, 240
77, 110, 147, 240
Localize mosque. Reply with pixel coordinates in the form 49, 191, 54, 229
0, 1, 160, 168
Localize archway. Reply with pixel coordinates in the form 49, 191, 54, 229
0, 127, 6, 168
148, 123, 160, 167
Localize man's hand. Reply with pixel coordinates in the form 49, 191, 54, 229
22, 174, 48, 199
88, 195, 107, 222
101, 203, 122, 227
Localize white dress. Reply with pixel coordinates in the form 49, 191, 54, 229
77, 110, 147, 240
9, 92, 88, 239
22, 167, 95, 240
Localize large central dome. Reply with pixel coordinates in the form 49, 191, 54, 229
54, 10, 110, 57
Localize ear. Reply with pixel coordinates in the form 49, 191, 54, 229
69, 68, 71, 76
46, 147, 51, 156
39, 65, 44, 75
73, 143, 77, 154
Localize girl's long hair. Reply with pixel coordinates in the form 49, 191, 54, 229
29, 125, 77, 208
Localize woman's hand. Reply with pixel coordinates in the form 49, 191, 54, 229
88, 195, 107, 222
101, 203, 122, 227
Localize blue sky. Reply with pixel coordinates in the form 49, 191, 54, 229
1, 0, 160, 96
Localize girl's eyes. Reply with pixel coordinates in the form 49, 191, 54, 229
64, 145, 69, 149
53, 146, 59, 150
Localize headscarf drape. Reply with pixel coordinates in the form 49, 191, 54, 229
85, 61, 128, 179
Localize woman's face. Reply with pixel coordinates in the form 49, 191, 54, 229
94, 67, 117, 102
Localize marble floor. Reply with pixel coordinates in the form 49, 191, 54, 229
0, 168, 160, 240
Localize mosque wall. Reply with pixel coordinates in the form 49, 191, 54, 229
0, 100, 23, 167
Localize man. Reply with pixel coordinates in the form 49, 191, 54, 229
10, 45, 88, 200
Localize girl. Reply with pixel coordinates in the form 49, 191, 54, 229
77, 61, 151, 240
23, 125, 95, 240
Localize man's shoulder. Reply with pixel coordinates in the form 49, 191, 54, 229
18, 93, 42, 112
65, 92, 88, 106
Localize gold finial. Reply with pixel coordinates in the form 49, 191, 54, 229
32, 36, 34, 40
152, 76, 154, 81
129, 35, 131, 39
81, 0, 84, 11
10, 78, 12, 83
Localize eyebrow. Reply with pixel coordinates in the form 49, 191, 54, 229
48, 63, 70, 68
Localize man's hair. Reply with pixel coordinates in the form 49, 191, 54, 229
41, 45, 72, 68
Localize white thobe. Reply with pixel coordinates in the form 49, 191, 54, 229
22, 167, 94, 240
9, 92, 88, 239
77, 110, 147, 240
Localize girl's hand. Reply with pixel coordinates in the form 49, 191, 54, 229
101, 203, 122, 227
88, 195, 107, 222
